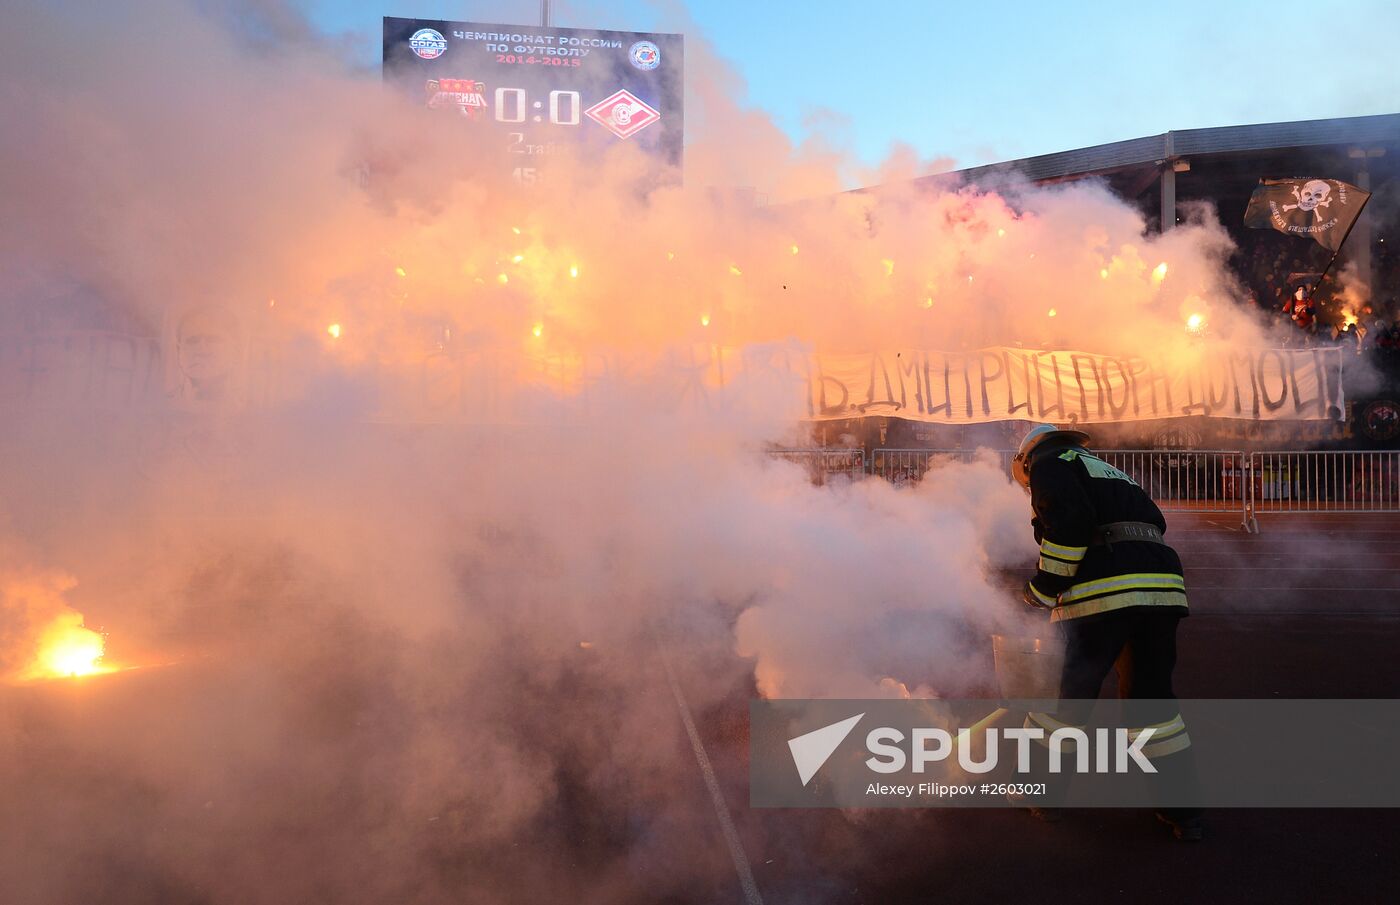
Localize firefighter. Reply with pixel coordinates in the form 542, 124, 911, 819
1012, 423, 1203, 841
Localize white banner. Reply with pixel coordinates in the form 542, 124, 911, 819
0, 330, 1343, 425
803, 346, 1345, 424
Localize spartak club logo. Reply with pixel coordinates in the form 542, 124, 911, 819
584, 90, 661, 140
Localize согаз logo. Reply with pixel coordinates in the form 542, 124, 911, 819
409, 28, 448, 60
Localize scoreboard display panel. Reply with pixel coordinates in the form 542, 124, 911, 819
383, 17, 683, 182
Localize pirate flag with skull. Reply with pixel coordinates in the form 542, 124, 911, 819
1244, 177, 1370, 252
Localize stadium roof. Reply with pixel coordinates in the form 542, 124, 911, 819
920, 112, 1400, 187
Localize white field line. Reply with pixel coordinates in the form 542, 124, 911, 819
658, 643, 764, 905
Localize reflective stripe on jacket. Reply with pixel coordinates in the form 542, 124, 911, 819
1027, 449, 1188, 622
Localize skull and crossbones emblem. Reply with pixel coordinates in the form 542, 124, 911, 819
1283, 180, 1332, 221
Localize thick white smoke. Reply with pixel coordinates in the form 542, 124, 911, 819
0, 1, 1267, 901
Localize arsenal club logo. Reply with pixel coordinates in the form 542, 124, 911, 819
425, 79, 487, 119
585, 90, 661, 140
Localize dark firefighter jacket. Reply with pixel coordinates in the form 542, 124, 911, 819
1027, 448, 1188, 622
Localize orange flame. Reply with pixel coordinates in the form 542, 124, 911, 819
24, 612, 109, 680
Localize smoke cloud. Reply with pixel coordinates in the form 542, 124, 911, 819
1, 1, 1268, 901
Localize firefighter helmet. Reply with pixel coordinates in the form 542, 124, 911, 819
1011, 423, 1091, 488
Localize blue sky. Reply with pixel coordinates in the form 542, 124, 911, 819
312, 0, 1400, 171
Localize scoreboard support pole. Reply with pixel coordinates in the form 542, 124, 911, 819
541, 0, 552, 26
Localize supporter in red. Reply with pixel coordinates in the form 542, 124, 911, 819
1287, 286, 1317, 336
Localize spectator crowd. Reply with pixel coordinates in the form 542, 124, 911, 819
1230, 230, 1399, 358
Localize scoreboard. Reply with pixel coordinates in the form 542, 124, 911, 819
383, 17, 684, 183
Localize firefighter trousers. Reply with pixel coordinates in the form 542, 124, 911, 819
1035, 608, 1201, 817
1059, 606, 1183, 699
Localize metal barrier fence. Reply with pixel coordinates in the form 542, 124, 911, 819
867, 448, 1011, 486
1250, 451, 1400, 514
869, 449, 1249, 519
1094, 450, 1250, 517
767, 448, 867, 484
769, 447, 1400, 532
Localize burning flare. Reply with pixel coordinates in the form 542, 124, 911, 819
23, 612, 109, 680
